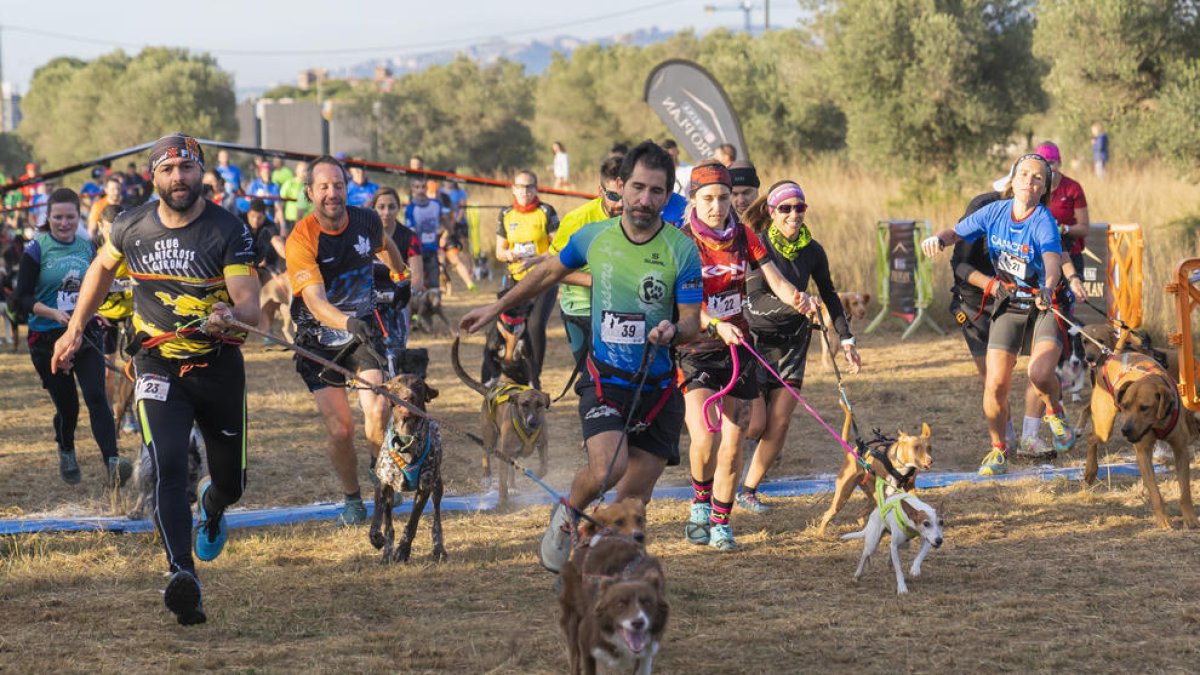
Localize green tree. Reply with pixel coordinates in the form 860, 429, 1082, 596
347, 57, 535, 175
0, 132, 33, 178
18, 48, 237, 167
817, 0, 1045, 173
1033, 0, 1200, 162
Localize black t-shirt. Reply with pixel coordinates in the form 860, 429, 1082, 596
249, 222, 283, 273
107, 200, 256, 358
949, 191, 1001, 314
746, 236, 851, 341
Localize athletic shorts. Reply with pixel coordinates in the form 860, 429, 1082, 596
576, 379, 683, 466
294, 339, 387, 392
988, 307, 1062, 355
752, 331, 811, 393
677, 344, 759, 400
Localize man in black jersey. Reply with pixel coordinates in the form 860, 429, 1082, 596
286, 156, 407, 526
53, 133, 262, 626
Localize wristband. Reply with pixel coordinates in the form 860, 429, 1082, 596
706, 317, 721, 338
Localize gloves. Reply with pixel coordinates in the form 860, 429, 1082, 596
1036, 286, 1053, 309
345, 317, 378, 346
988, 277, 1012, 304
920, 236, 945, 258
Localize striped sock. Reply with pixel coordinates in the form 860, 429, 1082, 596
691, 478, 713, 505
710, 499, 732, 526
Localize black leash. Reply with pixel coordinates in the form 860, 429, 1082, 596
812, 313, 869, 453
595, 343, 660, 503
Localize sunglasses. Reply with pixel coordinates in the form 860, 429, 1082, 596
601, 188, 621, 202
775, 203, 808, 214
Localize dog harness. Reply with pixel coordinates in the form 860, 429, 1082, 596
485, 382, 544, 453
876, 479, 919, 540
385, 418, 433, 492
1097, 352, 1182, 440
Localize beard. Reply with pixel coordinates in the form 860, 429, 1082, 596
628, 208, 659, 231
159, 181, 202, 212
314, 196, 346, 223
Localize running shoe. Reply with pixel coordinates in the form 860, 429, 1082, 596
1015, 436, 1056, 461
107, 456, 133, 487
685, 502, 712, 545
163, 570, 206, 626
708, 523, 739, 552
735, 490, 770, 514
58, 450, 81, 485
540, 502, 574, 574
194, 477, 228, 562
978, 448, 1008, 477
335, 497, 368, 527
1044, 413, 1077, 452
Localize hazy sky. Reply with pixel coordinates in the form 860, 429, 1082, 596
0, 0, 805, 95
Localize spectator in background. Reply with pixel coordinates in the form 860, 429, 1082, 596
1091, 123, 1109, 179
714, 143, 737, 167
346, 165, 379, 208
279, 160, 309, 232
215, 149, 242, 197
86, 177, 124, 238
29, 183, 51, 228
19, 162, 41, 205
551, 141, 570, 189
244, 161, 284, 223
409, 155, 424, 171
124, 161, 150, 205
80, 167, 106, 206
663, 139, 691, 196
204, 169, 239, 215
728, 160, 760, 219
270, 157, 294, 188
245, 199, 286, 280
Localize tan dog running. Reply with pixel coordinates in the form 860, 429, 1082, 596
817, 423, 933, 535
1081, 350, 1199, 529
818, 291, 870, 370
451, 335, 549, 505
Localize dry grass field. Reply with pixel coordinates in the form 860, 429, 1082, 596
4, 283, 1200, 673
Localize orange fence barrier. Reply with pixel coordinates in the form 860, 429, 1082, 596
1107, 223, 1144, 329
1166, 258, 1200, 411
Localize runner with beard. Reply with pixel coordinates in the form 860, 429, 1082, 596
459, 141, 703, 574
53, 134, 262, 625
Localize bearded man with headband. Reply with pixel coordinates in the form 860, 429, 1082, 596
53, 133, 261, 626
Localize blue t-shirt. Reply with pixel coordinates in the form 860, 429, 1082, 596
406, 199, 444, 252
25, 233, 96, 333
217, 164, 242, 195
559, 217, 702, 387
80, 181, 103, 198
347, 180, 379, 208
241, 179, 281, 219
661, 192, 688, 227
954, 199, 1061, 292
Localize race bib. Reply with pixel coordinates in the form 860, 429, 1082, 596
56, 291, 78, 313
996, 251, 1028, 279
600, 311, 645, 345
135, 374, 170, 403
511, 241, 537, 259
420, 230, 438, 245
706, 290, 742, 319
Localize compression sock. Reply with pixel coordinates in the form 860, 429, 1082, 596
1022, 416, 1042, 440
710, 499, 733, 526
691, 478, 713, 505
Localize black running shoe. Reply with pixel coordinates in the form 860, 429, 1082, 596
163, 570, 207, 626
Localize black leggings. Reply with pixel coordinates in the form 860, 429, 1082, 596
135, 347, 247, 575
28, 328, 118, 462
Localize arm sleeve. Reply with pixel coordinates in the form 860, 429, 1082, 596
13, 248, 41, 314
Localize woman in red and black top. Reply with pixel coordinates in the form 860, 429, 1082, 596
679, 162, 816, 552
1034, 142, 1089, 273
371, 187, 424, 357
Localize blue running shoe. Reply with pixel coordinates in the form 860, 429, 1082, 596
708, 523, 739, 552
194, 477, 227, 562
685, 503, 711, 545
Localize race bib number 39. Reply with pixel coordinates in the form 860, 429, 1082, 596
135, 374, 170, 403
706, 290, 743, 319
56, 291, 78, 313
600, 311, 645, 345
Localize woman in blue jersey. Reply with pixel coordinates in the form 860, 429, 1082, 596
923, 154, 1069, 476
13, 188, 128, 486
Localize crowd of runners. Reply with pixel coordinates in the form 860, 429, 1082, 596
3, 131, 1096, 626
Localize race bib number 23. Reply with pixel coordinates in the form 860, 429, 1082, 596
135, 374, 170, 403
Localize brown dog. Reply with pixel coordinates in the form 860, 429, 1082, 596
817, 423, 933, 535
368, 374, 448, 563
1082, 351, 1198, 529
451, 335, 549, 504
818, 291, 870, 370
559, 498, 666, 675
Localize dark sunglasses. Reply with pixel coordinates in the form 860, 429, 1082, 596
775, 203, 808, 214
601, 188, 621, 202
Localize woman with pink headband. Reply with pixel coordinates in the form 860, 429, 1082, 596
679, 162, 816, 551
738, 180, 862, 512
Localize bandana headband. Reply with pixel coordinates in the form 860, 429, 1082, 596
149, 134, 205, 173
767, 183, 805, 209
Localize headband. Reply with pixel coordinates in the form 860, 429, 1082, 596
688, 163, 732, 198
767, 183, 805, 208
149, 134, 205, 173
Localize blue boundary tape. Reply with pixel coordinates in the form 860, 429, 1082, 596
0, 462, 1159, 536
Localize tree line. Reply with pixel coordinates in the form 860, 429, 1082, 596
6, 0, 1200, 180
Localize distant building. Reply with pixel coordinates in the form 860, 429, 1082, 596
297, 68, 328, 91
0, 82, 21, 133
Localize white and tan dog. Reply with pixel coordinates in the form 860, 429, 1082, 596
843, 492, 943, 594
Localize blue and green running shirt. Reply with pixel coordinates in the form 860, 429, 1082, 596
558, 217, 702, 388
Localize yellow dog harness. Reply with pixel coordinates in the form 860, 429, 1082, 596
486, 382, 543, 452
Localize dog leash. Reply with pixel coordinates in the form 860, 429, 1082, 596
702, 343, 740, 433
811, 312, 870, 452
236, 318, 606, 529
596, 342, 660, 502
1046, 305, 1114, 357
738, 337, 870, 468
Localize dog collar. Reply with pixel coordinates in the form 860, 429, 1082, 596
1154, 389, 1182, 440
